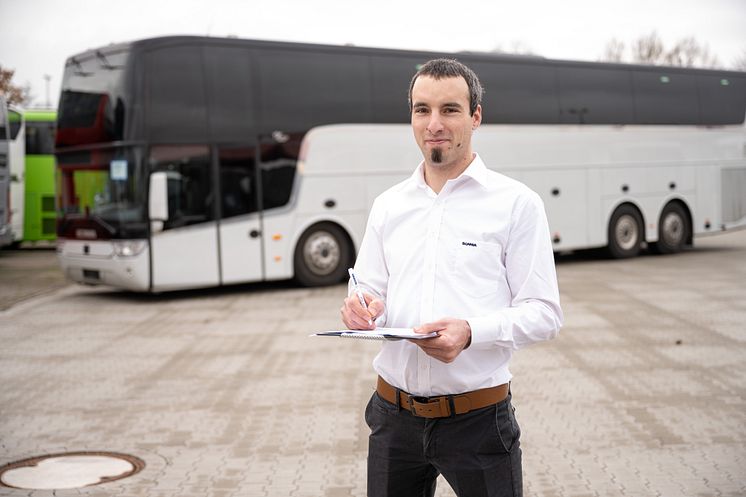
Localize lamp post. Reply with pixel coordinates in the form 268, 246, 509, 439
44, 74, 51, 108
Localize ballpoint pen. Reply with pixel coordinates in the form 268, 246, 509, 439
348, 268, 374, 326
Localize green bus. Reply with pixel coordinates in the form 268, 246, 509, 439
22, 109, 57, 242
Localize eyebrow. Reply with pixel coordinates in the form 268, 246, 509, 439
412, 102, 464, 109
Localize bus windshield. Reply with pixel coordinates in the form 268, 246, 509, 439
56, 146, 147, 239
56, 46, 129, 148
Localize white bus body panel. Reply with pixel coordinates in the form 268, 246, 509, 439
57, 239, 150, 291
150, 223, 219, 291
53, 121, 746, 292
8, 117, 24, 242
219, 214, 263, 284
301, 124, 746, 253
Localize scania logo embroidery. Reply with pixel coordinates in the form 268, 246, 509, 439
461, 241, 477, 247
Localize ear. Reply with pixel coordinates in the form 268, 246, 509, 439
472, 104, 482, 129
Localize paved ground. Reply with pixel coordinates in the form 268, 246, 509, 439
0, 246, 67, 311
1, 231, 745, 497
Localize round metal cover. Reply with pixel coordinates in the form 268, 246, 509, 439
0, 451, 145, 490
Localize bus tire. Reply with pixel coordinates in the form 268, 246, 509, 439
652, 202, 689, 254
294, 223, 351, 287
607, 204, 643, 259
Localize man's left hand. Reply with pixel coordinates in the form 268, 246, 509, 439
412, 318, 472, 363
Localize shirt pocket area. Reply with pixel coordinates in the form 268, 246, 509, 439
447, 240, 504, 298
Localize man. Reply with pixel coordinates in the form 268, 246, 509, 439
341, 58, 563, 497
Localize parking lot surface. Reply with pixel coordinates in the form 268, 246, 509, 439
1, 231, 745, 496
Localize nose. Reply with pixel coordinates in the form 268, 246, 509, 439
427, 114, 444, 135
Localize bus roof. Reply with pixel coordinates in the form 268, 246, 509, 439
66, 35, 746, 78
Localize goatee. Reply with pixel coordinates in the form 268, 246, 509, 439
430, 148, 443, 163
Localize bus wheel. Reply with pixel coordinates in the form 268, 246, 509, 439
294, 223, 350, 287
607, 205, 643, 259
652, 202, 689, 254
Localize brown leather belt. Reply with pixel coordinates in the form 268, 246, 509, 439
376, 376, 509, 419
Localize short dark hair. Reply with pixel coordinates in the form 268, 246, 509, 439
408, 58, 484, 116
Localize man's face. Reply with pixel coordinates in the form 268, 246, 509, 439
410, 75, 481, 168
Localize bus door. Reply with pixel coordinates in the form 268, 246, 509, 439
149, 145, 220, 290
216, 145, 264, 284
255, 132, 301, 280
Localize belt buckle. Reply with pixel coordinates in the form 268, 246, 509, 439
407, 395, 455, 418
406, 395, 422, 416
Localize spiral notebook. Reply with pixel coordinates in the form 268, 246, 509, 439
311, 328, 437, 341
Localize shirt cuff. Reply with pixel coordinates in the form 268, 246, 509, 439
466, 314, 508, 349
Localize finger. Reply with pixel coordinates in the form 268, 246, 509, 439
368, 299, 385, 319
345, 311, 373, 330
414, 322, 447, 334
346, 297, 372, 321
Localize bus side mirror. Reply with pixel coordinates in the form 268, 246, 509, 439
149, 172, 169, 233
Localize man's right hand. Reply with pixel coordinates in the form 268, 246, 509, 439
341, 293, 384, 330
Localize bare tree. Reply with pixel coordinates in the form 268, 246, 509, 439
631, 31, 665, 64
0, 66, 33, 105
664, 37, 720, 68
734, 49, 746, 71
491, 40, 535, 56
602, 32, 724, 69
602, 38, 626, 63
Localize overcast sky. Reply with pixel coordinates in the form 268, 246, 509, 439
1, 0, 745, 108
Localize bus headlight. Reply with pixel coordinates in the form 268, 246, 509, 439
113, 240, 147, 257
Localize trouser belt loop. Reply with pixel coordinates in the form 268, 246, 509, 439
394, 387, 402, 412
447, 395, 456, 418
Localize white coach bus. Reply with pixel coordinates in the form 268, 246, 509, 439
54, 36, 746, 291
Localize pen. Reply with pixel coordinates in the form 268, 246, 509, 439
348, 268, 374, 326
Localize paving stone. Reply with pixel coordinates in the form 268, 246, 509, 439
1, 231, 745, 496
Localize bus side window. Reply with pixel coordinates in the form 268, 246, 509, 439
149, 145, 212, 229
218, 146, 258, 218
259, 134, 300, 211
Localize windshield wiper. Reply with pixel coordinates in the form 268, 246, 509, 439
68, 57, 92, 77
95, 51, 124, 71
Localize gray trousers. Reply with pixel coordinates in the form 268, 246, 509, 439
365, 391, 522, 497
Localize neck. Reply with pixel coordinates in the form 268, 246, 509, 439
423, 152, 475, 194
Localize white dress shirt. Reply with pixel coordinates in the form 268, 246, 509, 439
352, 154, 563, 396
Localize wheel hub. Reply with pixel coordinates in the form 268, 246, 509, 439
662, 213, 683, 246
303, 231, 340, 276
616, 214, 639, 251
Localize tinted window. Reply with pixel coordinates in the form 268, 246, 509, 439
471, 61, 559, 123
204, 46, 256, 141
698, 75, 746, 125
149, 145, 213, 229
557, 67, 634, 124
218, 146, 258, 218
56, 48, 128, 147
633, 71, 699, 124
371, 55, 424, 122
259, 133, 301, 210
256, 49, 371, 133
8, 110, 22, 139
145, 47, 208, 141
58, 91, 102, 128
26, 121, 56, 155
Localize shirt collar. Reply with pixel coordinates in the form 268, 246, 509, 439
409, 153, 490, 191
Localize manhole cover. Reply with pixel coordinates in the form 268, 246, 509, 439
0, 451, 145, 490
